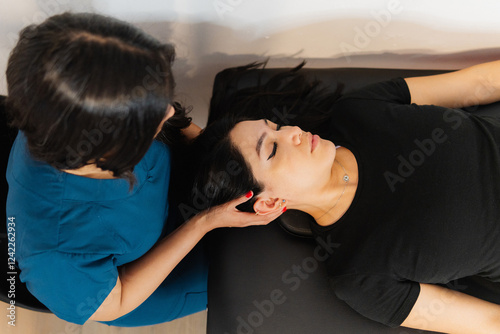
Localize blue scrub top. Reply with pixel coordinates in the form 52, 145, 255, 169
6, 133, 171, 324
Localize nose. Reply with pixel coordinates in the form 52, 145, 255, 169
280, 125, 303, 145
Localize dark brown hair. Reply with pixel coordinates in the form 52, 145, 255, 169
6, 12, 189, 185
190, 63, 342, 214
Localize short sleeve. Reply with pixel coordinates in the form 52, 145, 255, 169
20, 251, 118, 325
340, 78, 411, 105
331, 274, 420, 327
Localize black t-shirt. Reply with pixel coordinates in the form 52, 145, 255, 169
311, 78, 500, 327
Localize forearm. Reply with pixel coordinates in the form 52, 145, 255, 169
89, 193, 283, 321
181, 122, 202, 141
462, 60, 500, 107
406, 60, 500, 108
116, 214, 211, 317
402, 283, 500, 334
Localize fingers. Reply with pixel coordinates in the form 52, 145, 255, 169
205, 190, 287, 229
230, 191, 254, 208
237, 207, 285, 227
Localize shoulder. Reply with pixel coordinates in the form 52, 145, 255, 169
331, 273, 420, 327
20, 250, 118, 324
7, 132, 65, 195
338, 77, 411, 105
138, 140, 171, 173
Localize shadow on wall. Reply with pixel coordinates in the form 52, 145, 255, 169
133, 19, 500, 126
174, 49, 500, 126
173, 46, 500, 126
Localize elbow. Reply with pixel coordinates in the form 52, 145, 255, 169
88, 278, 124, 322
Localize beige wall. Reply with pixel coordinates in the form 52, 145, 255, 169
2, 0, 500, 125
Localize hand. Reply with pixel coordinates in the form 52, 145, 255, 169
202, 191, 286, 230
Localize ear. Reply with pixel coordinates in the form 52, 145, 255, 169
253, 197, 284, 215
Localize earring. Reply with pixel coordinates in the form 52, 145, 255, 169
255, 211, 260, 216
279, 199, 286, 209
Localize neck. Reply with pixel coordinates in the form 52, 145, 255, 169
292, 147, 358, 226
62, 164, 117, 179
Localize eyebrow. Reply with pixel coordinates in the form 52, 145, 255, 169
256, 119, 268, 158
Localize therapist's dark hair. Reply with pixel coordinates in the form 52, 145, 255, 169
5, 12, 190, 185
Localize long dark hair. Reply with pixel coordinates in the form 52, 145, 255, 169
208, 61, 342, 135
188, 63, 342, 215
6, 12, 189, 185
190, 116, 262, 215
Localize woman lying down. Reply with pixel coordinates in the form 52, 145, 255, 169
192, 60, 500, 333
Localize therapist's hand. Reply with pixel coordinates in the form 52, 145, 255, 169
199, 191, 285, 230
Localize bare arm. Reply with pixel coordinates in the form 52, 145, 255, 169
89, 193, 284, 321
181, 122, 202, 140
401, 283, 500, 334
405, 60, 500, 108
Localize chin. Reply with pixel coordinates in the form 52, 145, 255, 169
315, 140, 336, 169
324, 140, 337, 160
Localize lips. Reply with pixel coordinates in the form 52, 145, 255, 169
311, 134, 319, 152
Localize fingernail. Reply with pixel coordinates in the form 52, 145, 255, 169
245, 191, 253, 198
282, 207, 287, 213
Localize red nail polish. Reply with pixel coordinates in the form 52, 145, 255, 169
282, 207, 287, 213
245, 191, 253, 198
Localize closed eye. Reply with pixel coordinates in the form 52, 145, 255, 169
267, 124, 281, 160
